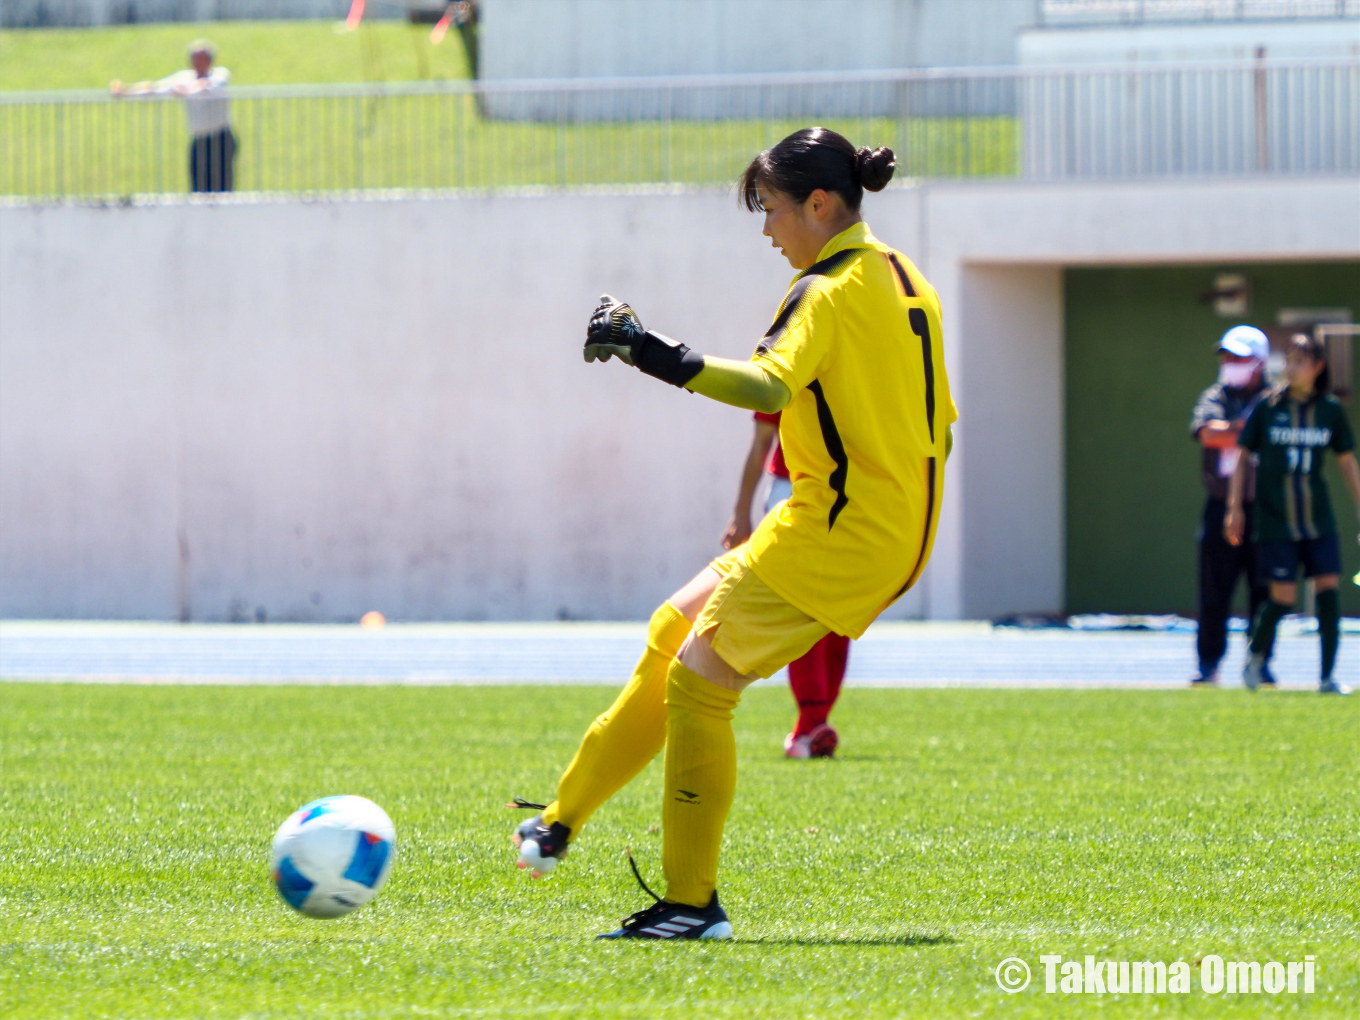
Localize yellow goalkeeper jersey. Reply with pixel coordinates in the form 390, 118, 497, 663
745, 221, 956, 638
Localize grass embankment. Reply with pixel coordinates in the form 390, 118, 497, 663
0, 20, 473, 91
0, 21, 1018, 197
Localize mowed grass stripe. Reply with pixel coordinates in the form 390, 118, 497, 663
1, 684, 1356, 1019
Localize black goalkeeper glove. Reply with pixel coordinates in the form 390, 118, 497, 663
584, 295, 705, 388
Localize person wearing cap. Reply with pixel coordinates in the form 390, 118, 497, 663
110, 40, 235, 193
1188, 325, 1272, 686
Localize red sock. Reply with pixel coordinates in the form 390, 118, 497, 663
822, 632, 849, 710
789, 633, 851, 736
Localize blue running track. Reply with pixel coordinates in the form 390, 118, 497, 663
1, 620, 1351, 688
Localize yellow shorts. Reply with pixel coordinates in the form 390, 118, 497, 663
693, 547, 831, 680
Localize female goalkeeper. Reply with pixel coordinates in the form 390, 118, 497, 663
511, 127, 956, 939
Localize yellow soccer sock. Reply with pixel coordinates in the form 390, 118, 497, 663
661, 659, 741, 908
541, 601, 691, 835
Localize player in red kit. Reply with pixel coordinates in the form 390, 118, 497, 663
723, 411, 850, 758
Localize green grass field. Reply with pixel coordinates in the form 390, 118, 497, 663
0, 21, 1020, 197
2, 683, 1356, 1018
0, 21, 473, 91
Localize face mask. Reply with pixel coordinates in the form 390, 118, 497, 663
1219, 361, 1258, 388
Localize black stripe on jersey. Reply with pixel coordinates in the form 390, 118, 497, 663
908, 307, 936, 443
808, 380, 849, 530
756, 275, 816, 355
894, 457, 937, 600
886, 252, 916, 296
803, 246, 864, 279
755, 248, 865, 354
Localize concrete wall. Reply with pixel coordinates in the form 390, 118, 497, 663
3, 175, 1356, 621
0, 190, 810, 622
957, 265, 1064, 620
479, 0, 1042, 80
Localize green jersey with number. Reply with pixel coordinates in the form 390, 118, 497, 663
1238, 391, 1355, 543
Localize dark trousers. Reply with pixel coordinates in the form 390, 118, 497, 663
1197, 497, 1267, 672
189, 129, 235, 193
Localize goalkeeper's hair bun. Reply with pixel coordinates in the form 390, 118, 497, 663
740, 127, 895, 213
855, 146, 896, 192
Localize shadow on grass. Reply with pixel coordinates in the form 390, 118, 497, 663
731, 934, 955, 947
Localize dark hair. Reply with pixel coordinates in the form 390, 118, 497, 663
740, 127, 895, 213
1286, 331, 1331, 399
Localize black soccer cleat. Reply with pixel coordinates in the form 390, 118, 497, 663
508, 798, 571, 879
596, 849, 732, 940
597, 891, 733, 940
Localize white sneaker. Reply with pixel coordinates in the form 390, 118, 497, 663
1242, 653, 1267, 691
783, 723, 838, 759
784, 732, 813, 759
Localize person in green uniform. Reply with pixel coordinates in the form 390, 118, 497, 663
1226, 333, 1360, 693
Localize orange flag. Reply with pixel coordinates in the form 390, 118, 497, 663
430, 3, 455, 44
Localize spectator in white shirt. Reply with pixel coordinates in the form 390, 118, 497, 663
110, 39, 235, 193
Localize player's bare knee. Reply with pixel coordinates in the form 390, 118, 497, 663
669, 567, 723, 623
1268, 582, 1297, 606
678, 630, 753, 691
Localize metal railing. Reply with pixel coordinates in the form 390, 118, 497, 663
1040, 0, 1359, 23
1, 59, 1355, 201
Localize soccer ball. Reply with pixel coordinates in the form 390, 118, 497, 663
271, 795, 396, 918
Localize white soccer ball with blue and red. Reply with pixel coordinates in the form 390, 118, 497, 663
270, 795, 396, 918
